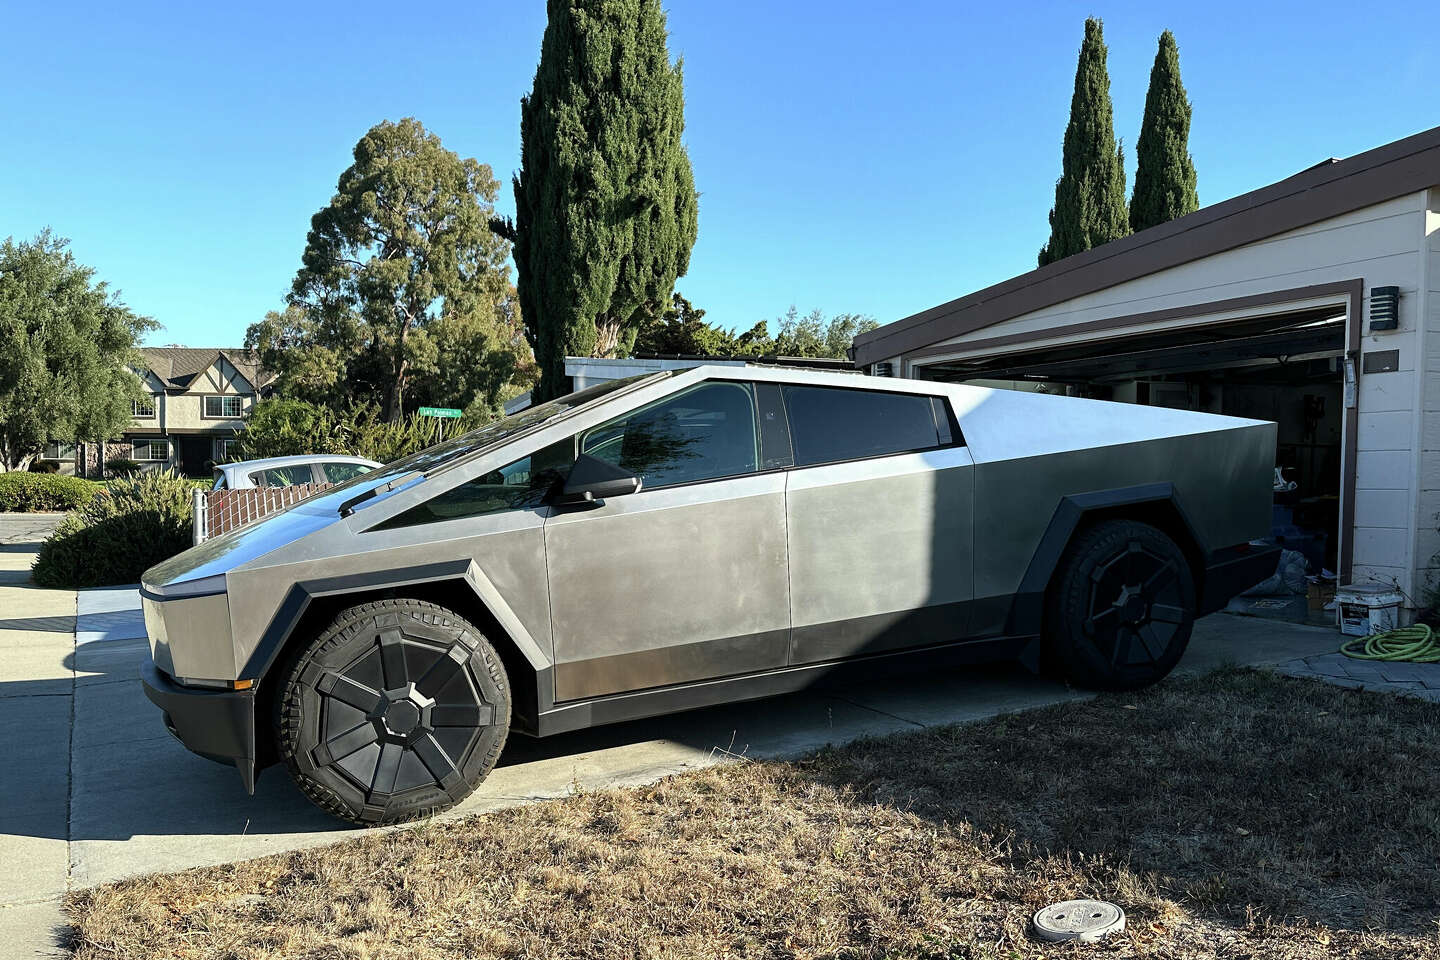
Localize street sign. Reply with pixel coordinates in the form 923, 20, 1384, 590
417, 406, 462, 419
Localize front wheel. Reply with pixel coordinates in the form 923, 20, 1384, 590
1044, 519, 1196, 691
276, 598, 510, 824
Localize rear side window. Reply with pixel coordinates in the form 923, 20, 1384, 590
322, 462, 373, 483
783, 386, 950, 467
253, 465, 315, 487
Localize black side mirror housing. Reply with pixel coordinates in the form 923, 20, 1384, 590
555, 453, 643, 505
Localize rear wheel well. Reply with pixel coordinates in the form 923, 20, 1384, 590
254, 579, 540, 765
1065, 501, 1206, 597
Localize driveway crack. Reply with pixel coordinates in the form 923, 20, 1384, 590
823, 692, 925, 728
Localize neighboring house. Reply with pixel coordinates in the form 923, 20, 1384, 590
68, 348, 274, 478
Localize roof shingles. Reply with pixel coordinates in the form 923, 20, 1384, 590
139, 347, 274, 393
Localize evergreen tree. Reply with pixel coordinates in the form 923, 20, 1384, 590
1130, 30, 1198, 232
1039, 18, 1130, 266
510, 0, 698, 401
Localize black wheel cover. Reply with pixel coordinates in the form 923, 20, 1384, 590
279, 600, 510, 824
1046, 519, 1196, 691
1082, 537, 1188, 670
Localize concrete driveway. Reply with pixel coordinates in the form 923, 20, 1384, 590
0, 514, 1341, 958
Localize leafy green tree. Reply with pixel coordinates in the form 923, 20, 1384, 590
774, 307, 826, 357
761, 306, 880, 359
0, 231, 154, 471
632, 293, 736, 355
233, 398, 458, 464
284, 118, 515, 420
1038, 18, 1130, 266
1130, 31, 1199, 233
731, 321, 775, 356
509, 0, 699, 400
407, 284, 537, 422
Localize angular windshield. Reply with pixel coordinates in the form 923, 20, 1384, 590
300, 372, 671, 510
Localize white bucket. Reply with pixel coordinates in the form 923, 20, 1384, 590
1335, 583, 1404, 637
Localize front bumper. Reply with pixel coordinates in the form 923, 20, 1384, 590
1200, 543, 1283, 615
140, 657, 258, 793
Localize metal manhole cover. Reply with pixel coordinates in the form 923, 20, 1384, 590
1032, 899, 1126, 943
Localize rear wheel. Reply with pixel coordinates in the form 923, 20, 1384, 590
1044, 519, 1195, 691
276, 598, 510, 824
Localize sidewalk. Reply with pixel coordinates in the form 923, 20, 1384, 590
0, 518, 73, 959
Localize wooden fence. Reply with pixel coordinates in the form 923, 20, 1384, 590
193, 483, 333, 543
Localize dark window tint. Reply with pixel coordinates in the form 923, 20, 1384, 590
254, 464, 315, 487
783, 386, 945, 466
321, 462, 373, 483
376, 439, 574, 528
581, 381, 759, 489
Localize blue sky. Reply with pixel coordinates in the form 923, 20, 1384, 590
3, 1, 1434, 346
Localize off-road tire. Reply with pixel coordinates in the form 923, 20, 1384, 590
1045, 519, 1196, 691
275, 598, 510, 825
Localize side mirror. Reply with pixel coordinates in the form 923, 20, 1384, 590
555, 454, 643, 505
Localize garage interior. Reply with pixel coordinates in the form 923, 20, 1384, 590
918, 308, 1347, 624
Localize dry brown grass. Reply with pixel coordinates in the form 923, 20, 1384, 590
70, 668, 1440, 959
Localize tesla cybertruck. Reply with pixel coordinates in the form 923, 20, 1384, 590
140, 366, 1279, 823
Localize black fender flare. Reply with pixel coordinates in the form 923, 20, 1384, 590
1006, 482, 1208, 637
239, 559, 551, 683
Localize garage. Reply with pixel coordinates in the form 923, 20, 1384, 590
854, 125, 1440, 617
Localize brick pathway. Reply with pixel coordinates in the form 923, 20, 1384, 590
1271, 651, 1440, 702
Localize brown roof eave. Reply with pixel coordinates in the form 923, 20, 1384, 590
853, 124, 1440, 367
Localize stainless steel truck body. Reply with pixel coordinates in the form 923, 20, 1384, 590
140, 366, 1279, 823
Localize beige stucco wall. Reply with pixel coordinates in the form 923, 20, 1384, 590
891, 190, 1433, 600
127, 357, 254, 436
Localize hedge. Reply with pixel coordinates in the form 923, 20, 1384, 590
31, 471, 195, 588
0, 472, 99, 512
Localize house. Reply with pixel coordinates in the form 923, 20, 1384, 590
852, 124, 1440, 612
60, 348, 274, 478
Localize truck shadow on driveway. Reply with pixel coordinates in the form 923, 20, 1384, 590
3, 632, 1071, 873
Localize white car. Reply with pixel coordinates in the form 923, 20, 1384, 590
211, 454, 382, 491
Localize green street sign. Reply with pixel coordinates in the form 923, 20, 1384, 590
417, 406, 462, 419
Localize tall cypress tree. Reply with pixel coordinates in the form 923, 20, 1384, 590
511, 0, 698, 400
1129, 31, 1199, 233
1038, 18, 1130, 267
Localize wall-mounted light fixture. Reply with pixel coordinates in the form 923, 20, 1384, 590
1369, 285, 1399, 331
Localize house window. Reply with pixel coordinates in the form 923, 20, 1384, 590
133, 395, 157, 418
204, 395, 243, 418
43, 442, 76, 461
132, 439, 169, 462
213, 437, 237, 462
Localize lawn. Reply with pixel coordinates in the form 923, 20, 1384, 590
69, 668, 1440, 959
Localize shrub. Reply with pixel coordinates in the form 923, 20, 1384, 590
32, 470, 195, 588
29, 460, 61, 474
0, 472, 99, 512
233, 398, 464, 465
106, 457, 142, 476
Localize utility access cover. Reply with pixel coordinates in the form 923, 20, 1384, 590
1032, 899, 1126, 943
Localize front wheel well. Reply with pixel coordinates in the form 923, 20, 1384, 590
254, 580, 540, 764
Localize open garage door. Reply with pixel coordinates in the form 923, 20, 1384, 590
917, 305, 1356, 617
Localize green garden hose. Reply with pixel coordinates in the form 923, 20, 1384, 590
1339, 624, 1440, 662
